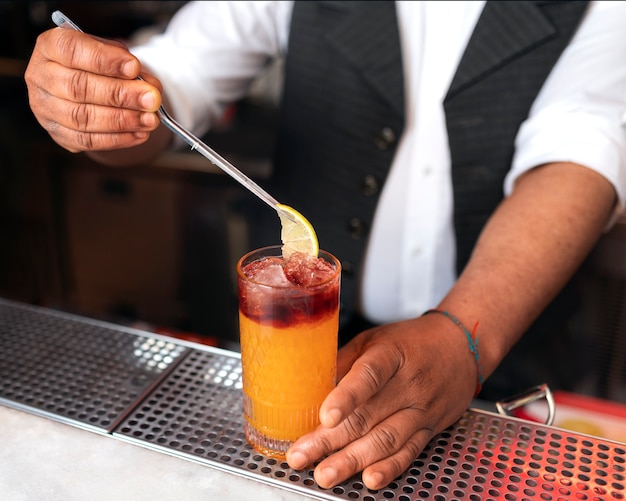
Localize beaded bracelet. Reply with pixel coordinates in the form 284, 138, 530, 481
422, 309, 484, 397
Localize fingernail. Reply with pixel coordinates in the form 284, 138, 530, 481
365, 471, 385, 490
287, 451, 309, 470
286, 450, 307, 470
133, 131, 149, 139
140, 112, 157, 127
321, 407, 342, 427
140, 92, 156, 110
122, 60, 137, 78
317, 466, 338, 488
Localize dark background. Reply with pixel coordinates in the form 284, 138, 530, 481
0, 1, 279, 348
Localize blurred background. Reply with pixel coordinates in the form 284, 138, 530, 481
0, 1, 282, 350
2, 1, 626, 408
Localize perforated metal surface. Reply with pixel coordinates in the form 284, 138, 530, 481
2, 298, 626, 500
115, 350, 626, 501
0, 299, 188, 432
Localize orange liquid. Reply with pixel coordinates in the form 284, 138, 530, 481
237, 247, 341, 457
239, 309, 338, 452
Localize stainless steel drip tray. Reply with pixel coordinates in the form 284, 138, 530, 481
114, 350, 626, 501
2, 298, 626, 501
0, 298, 189, 433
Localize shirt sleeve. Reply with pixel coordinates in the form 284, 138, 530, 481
505, 1, 626, 226
129, 1, 293, 141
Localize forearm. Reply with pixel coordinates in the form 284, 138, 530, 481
438, 162, 616, 380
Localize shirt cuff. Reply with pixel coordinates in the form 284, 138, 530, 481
505, 113, 626, 230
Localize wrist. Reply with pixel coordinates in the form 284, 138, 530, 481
422, 309, 483, 396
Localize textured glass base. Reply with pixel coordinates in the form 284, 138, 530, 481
244, 421, 291, 459
242, 392, 321, 459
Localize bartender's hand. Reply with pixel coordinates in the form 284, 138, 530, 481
286, 162, 616, 491
286, 315, 477, 490
24, 27, 167, 163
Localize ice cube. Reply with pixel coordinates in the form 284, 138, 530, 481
283, 252, 336, 286
243, 257, 292, 287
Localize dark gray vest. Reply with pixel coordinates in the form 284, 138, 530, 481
265, 0, 589, 331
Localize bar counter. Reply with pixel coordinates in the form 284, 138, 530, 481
0, 405, 306, 501
2, 297, 626, 501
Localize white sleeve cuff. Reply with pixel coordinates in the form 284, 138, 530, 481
505, 111, 626, 230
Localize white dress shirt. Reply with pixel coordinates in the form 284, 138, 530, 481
132, 1, 626, 324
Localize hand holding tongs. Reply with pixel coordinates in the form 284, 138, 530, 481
51, 10, 282, 213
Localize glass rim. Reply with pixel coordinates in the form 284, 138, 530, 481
236, 245, 341, 288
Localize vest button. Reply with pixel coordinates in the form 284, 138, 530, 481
347, 218, 366, 239
361, 175, 380, 196
374, 127, 396, 150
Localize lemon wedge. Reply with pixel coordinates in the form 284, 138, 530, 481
277, 203, 319, 259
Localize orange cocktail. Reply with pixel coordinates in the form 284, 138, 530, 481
237, 245, 341, 458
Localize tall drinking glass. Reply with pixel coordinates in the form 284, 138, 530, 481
237, 245, 341, 458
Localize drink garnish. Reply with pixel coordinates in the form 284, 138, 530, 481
276, 204, 319, 259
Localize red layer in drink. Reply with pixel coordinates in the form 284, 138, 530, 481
238, 252, 340, 328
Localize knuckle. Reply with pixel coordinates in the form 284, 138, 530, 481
24, 59, 48, 92
343, 406, 373, 438
404, 431, 432, 460
377, 453, 413, 486
33, 31, 47, 51
111, 108, 130, 132
47, 120, 61, 135
91, 46, 110, 75
74, 130, 95, 150
46, 122, 74, 151
358, 360, 386, 392
70, 103, 90, 131
336, 449, 364, 472
53, 129, 89, 154
111, 83, 131, 107
55, 30, 80, 66
23, 64, 34, 86
370, 425, 402, 453
312, 433, 336, 456
67, 70, 89, 102
341, 386, 362, 413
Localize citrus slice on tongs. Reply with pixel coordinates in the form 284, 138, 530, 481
276, 204, 319, 259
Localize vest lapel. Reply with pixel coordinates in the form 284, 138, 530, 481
447, 1, 558, 98
444, 0, 589, 274
321, 1, 405, 118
